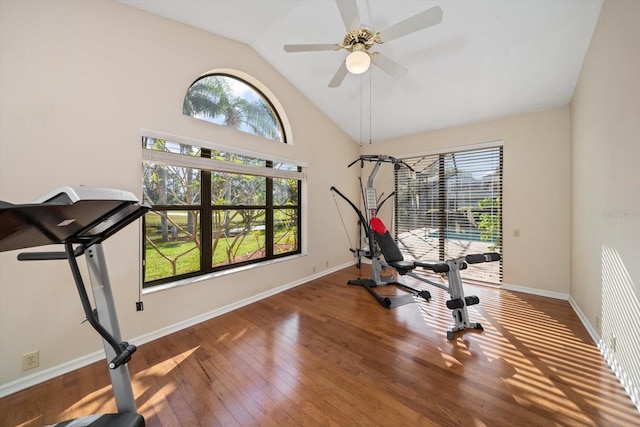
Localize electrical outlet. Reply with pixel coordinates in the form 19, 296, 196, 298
325, 260, 329, 267
22, 351, 39, 371
595, 316, 601, 330
136, 301, 144, 311
513, 229, 520, 238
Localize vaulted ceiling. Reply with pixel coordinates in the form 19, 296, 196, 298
120, 0, 602, 143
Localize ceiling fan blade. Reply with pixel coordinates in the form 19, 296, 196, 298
371, 53, 408, 79
328, 61, 349, 88
284, 44, 339, 53
336, 0, 360, 32
377, 6, 443, 43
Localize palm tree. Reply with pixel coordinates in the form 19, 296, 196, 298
182, 77, 231, 119
183, 75, 282, 142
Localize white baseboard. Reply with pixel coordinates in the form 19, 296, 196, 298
599, 340, 640, 412
501, 282, 570, 301
499, 283, 602, 344
0, 262, 353, 399
569, 298, 639, 413
500, 284, 601, 348
12, 267, 636, 414
0, 350, 105, 399
502, 285, 638, 412
132, 261, 353, 348
567, 296, 601, 344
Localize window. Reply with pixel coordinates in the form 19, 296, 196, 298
142, 135, 303, 288
394, 145, 503, 284
183, 73, 286, 143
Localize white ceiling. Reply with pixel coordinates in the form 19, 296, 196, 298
120, 0, 602, 143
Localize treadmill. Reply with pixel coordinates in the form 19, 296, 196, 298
0, 186, 150, 427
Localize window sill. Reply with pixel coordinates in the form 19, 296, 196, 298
142, 253, 306, 295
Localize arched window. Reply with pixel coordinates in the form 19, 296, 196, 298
183, 73, 286, 143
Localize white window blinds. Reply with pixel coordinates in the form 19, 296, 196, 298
140, 129, 306, 181
394, 146, 503, 284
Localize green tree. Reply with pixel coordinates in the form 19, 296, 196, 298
182, 77, 231, 120
143, 138, 202, 279
183, 75, 282, 141
476, 197, 501, 251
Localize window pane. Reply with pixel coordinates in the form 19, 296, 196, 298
212, 209, 266, 266
211, 172, 265, 205
273, 178, 298, 206
141, 132, 303, 287
442, 150, 501, 243
274, 208, 298, 255
395, 147, 502, 284
144, 210, 201, 283
395, 157, 440, 262
143, 163, 201, 206
183, 74, 284, 142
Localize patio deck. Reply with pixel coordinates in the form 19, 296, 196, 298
396, 227, 501, 283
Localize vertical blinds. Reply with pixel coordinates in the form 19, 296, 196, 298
394, 146, 503, 284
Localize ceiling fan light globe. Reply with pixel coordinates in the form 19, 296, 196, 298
346, 51, 371, 74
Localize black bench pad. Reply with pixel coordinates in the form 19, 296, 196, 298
414, 260, 450, 273
388, 260, 417, 273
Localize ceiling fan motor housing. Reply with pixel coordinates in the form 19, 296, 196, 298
341, 28, 380, 53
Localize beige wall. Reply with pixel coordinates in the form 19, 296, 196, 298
571, 0, 640, 408
361, 107, 572, 294
0, 0, 360, 387
2, 0, 636, 406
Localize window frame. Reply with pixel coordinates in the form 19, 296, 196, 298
141, 132, 305, 289
394, 143, 503, 284
183, 72, 288, 144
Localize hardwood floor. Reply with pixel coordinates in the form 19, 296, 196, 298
2, 265, 639, 426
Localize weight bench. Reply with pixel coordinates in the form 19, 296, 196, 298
370, 217, 501, 339
0, 186, 149, 427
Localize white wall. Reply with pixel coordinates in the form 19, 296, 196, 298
360, 107, 572, 295
570, 0, 640, 409
0, 0, 360, 388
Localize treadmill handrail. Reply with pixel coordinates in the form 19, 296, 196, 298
1, 187, 151, 369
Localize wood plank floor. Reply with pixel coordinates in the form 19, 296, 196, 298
1, 265, 639, 426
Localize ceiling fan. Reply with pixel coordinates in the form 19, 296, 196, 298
283, 0, 443, 87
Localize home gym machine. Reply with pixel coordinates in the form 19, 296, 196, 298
0, 186, 149, 427
369, 216, 501, 339
331, 155, 501, 339
331, 154, 432, 309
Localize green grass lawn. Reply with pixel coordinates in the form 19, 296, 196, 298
144, 232, 296, 282
143, 210, 297, 282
